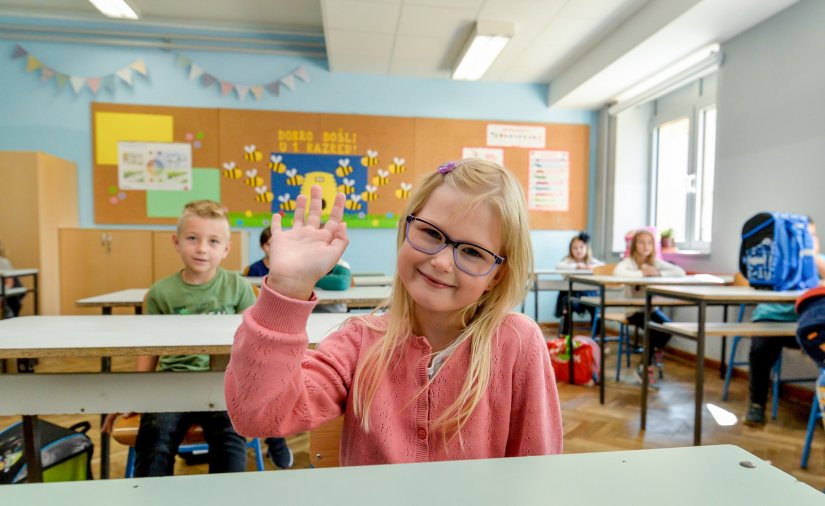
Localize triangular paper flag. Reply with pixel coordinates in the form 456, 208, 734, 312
102, 75, 116, 92
175, 54, 191, 68
12, 45, 27, 59
220, 81, 234, 96
40, 67, 54, 81
266, 81, 280, 96
70, 76, 85, 94
293, 66, 309, 82
115, 67, 133, 85
250, 85, 264, 101
56, 73, 68, 90
189, 63, 204, 81
202, 73, 216, 87
130, 59, 147, 76
26, 55, 42, 73
281, 74, 296, 91
87, 77, 101, 95
235, 84, 249, 100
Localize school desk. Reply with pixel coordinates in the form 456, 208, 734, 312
0, 445, 821, 505
528, 269, 593, 321
76, 289, 147, 315
640, 285, 803, 445
352, 275, 393, 286
0, 313, 349, 483
314, 285, 391, 309
0, 268, 39, 319
566, 274, 731, 401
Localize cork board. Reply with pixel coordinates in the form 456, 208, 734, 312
92, 103, 588, 230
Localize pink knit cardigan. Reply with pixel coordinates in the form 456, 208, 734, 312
225, 282, 563, 466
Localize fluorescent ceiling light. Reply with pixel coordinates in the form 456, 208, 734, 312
452, 20, 514, 81
89, 0, 140, 20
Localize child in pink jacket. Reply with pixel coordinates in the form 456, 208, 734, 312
225, 159, 563, 465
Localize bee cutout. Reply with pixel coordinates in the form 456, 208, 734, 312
361, 149, 379, 167
335, 158, 353, 178
344, 194, 362, 211
222, 161, 242, 179
244, 144, 263, 162
254, 185, 274, 203
372, 169, 390, 186
245, 169, 263, 187
388, 157, 406, 174
268, 154, 286, 173
278, 193, 296, 211
337, 178, 356, 195
285, 168, 305, 186
394, 182, 413, 199
361, 184, 379, 201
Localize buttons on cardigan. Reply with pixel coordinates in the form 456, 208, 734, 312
417, 428, 427, 440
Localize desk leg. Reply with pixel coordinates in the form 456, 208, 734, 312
533, 274, 539, 321
99, 306, 112, 480
567, 278, 575, 385
599, 287, 606, 404
33, 272, 39, 315
22, 415, 43, 483
720, 305, 728, 379
694, 301, 707, 446
641, 292, 652, 431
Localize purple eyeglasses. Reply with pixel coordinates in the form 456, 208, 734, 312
405, 215, 505, 276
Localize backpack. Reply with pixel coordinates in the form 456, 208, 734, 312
739, 212, 819, 291
0, 419, 94, 484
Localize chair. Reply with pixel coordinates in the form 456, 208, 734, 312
309, 416, 343, 468
111, 415, 264, 477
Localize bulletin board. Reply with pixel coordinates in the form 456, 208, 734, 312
91, 102, 589, 229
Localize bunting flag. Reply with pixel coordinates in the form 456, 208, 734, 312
11, 44, 149, 96
173, 52, 309, 101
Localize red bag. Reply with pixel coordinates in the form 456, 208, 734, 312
547, 336, 600, 385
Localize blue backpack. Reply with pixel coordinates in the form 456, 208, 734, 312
739, 212, 819, 291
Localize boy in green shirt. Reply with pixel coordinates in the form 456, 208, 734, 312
104, 200, 256, 476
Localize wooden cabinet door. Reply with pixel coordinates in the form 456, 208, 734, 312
152, 231, 247, 282
59, 229, 153, 315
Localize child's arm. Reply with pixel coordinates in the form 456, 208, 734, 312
654, 259, 686, 277
555, 257, 577, 270
612, 258, 642, 277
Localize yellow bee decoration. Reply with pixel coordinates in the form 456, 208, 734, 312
254, 185, 274, 203
372, 169, 390, 186
222, 161, 242, 179
337, 177, 356, 195
244, 144, 263, 162
335, 158, 353, 178
285, 168, 305, 186
394, 182, 413, 200
344, 195, 362, 211
361, 184, 379, 201
388, 157, 406, 174
278, 193, 296, 211
268, 154, 286, 173
361, 149, 379, 167
245, 169, 263, 187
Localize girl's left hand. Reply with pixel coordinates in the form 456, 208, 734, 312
640, 265, 660, 277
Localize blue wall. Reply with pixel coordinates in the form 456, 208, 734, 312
1, 35, 597, 322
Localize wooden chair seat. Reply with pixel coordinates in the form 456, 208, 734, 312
111, 414, 207, 447
604, 313, 630, 325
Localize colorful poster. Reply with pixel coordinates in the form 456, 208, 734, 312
118, 142, 193, 190
486, 124, 546, 148
528, 150, 569, 212
461, 147, 504, 165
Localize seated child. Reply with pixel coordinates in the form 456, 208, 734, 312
554, 232, 604, 335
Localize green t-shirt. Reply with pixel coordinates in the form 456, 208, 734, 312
752, 303, 797, 323
147, 268, 256, 371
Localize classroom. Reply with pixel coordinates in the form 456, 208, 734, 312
0, 0, 824, 502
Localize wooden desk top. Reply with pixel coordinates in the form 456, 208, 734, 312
353, 275, 393, 286
76, 289, 148, 307
652, 321, 798, 338
0, 268, 38, 277
579, 296, 693, 307
315, 285, 391, 306
568, 273, 730, 287
645, 285, 804, 303
0, 445, 820, 505
0, 313, 350, 359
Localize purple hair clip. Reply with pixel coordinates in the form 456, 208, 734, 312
437, 161, 458, 174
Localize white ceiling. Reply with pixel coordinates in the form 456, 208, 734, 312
0, 0, 801, 108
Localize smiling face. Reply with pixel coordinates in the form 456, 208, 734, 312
570, 238, 588, 262
173, 215, 230, 283
397, 184, 504, 326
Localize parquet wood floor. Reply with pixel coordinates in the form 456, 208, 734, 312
2, 346, 824, 491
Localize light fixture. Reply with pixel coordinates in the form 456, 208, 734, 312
452, 20, 514, 81
88, 0, 140, 20
608, 43, 722, 115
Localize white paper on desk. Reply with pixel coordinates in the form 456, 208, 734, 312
693, 274, 725, 283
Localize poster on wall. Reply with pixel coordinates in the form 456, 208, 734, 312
528, 150, 569, 212
461, 147, 504, 165
486, 123, 546, 148
118, 141, 193, 190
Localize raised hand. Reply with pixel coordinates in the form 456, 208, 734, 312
265, 185, 349, 301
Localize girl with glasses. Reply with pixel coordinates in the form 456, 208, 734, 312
226, 159, 562, 465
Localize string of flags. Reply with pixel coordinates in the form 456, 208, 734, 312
174, 53, 309, 101
11, 44, 148, 95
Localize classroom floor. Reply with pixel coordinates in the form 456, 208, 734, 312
2, 339, 824, 491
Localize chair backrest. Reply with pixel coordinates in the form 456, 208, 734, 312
242, 265, 250, 277
733, 272, 749, 286
309, 416, 344, 468
251, 284, 260, 297
592, 263, 616, 276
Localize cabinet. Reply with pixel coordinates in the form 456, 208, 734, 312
0, 152, 78, 315
59, 229, 248, 315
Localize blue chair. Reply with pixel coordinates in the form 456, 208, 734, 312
801, 392, 822, 469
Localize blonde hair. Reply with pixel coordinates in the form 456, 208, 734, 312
630, 229, 656, 267
352, 158, 533, 444
176, 200, 230, 238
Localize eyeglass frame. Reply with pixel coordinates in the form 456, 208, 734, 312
404, 214, 505, 277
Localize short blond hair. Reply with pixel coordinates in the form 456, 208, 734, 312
176, 200, 230, 238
